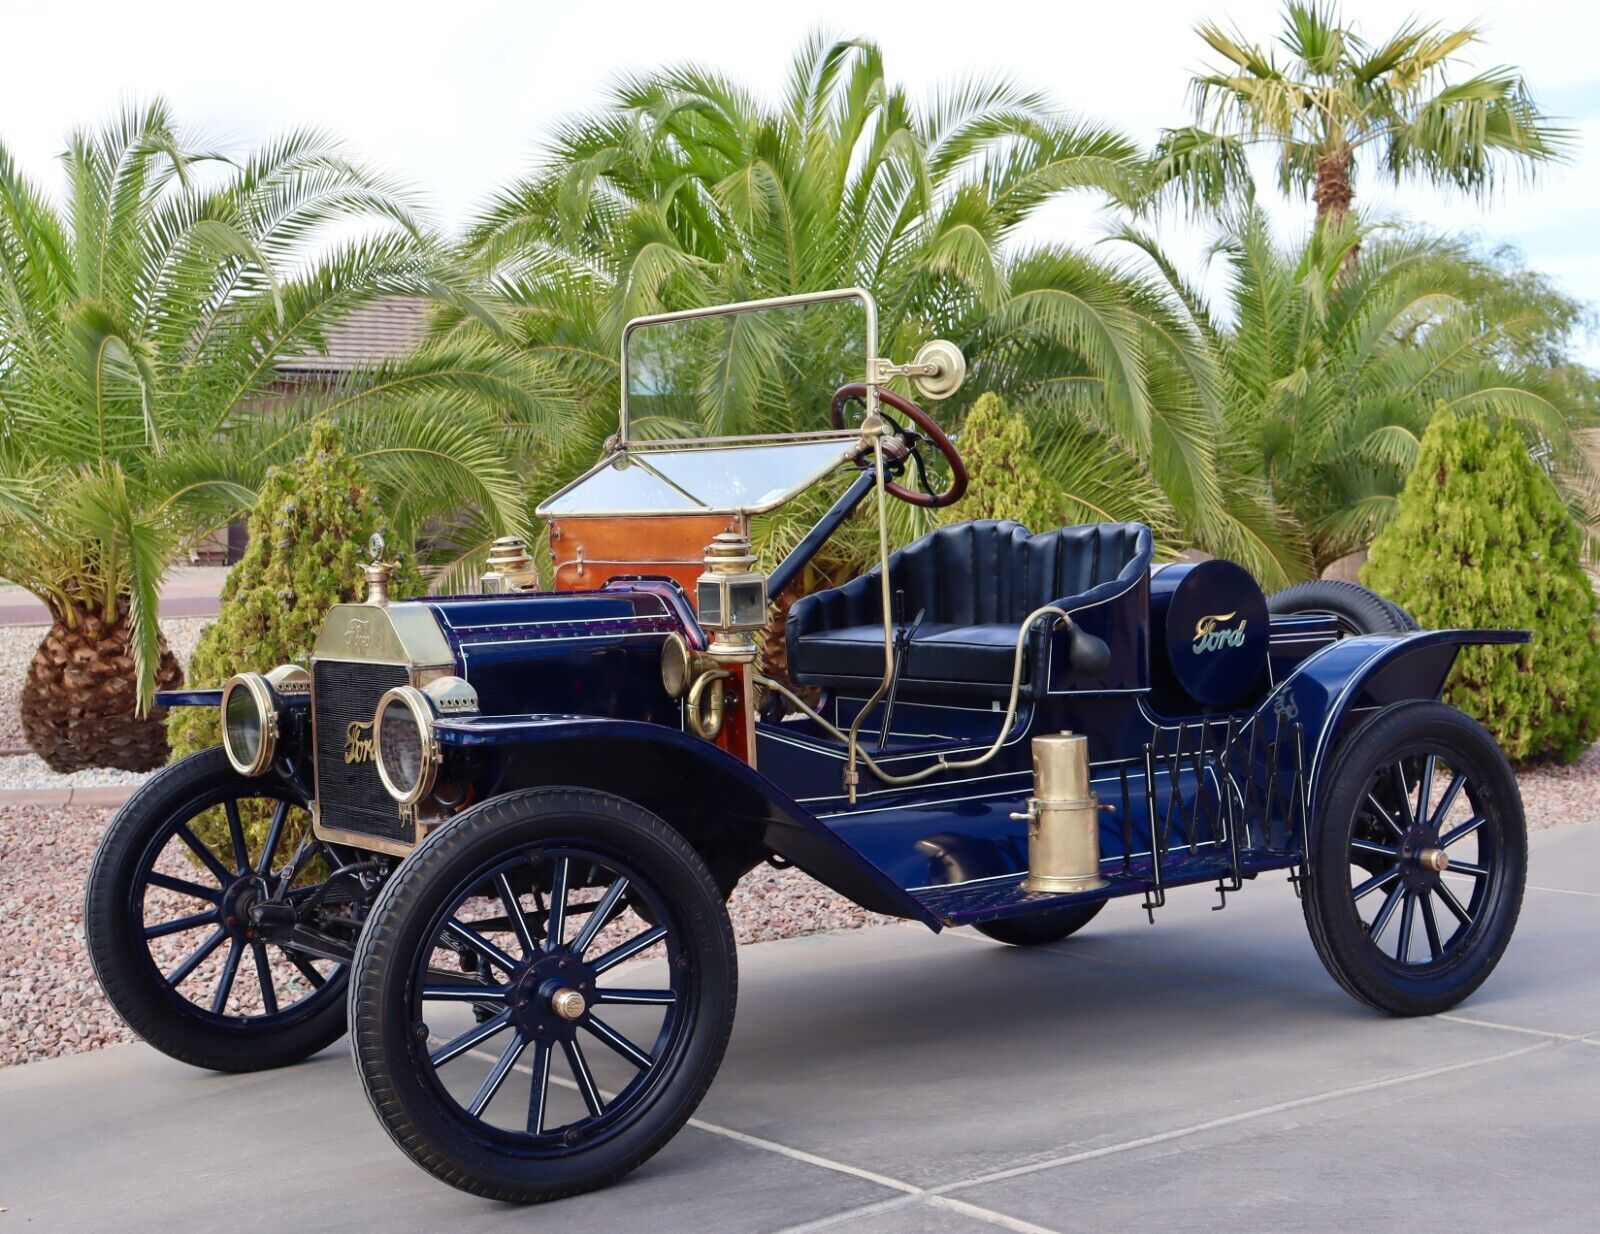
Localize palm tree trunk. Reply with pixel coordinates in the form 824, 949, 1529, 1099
1313, 150, 1360, 278
21, 602, 183, 772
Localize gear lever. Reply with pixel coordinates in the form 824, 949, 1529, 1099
878, 589, 924, 749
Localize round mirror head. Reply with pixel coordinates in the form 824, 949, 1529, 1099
911, 339, 966, 401
367, 531, 386, 561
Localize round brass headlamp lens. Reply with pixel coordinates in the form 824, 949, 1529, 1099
219, 673, 277, 777
373, 685, 440, 806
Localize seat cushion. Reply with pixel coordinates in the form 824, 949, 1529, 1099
789, 622, 1028, 690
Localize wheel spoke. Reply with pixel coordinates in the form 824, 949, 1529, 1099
211, 939, 244, 1013
251, 942, 279, 1015
223, 799, 249, 874
582, 1014, 653, 1070
591, 925, 669, 975
1368, 882, 1405, 941
1435, 879, 1474, 928
561, 1036, 604, 1117
1414, 755, 1435, 835
1352, 865, 1402, 903
143, 909, 219, 940
146, 871, 221, 903
496, 874, 539, 958
284, 951, 327, 988
1440, 816, 1485, 848
467, 1034, 528, 1117
176, 824, 234, 885
1350, 839, 1400, 860
545, 857, 571, 948
166, 926, 227, 987
429, 1009, 512, 1067
1395, 891, 1417, 964
570, 875, 630, 957
527, 1041, 553, 1134
1420, 892, 1444, 961
1365, 793, 1407, 842
1428, 773, 1467, 832
593, 987, 677, 1007
256, 800, 292, 875
421, 984, 510, 1004
445, 919, 520, 976
1447, 859, 1488, 879
1390, 765, 1416, 828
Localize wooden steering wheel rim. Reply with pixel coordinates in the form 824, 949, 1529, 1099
829, 383, 968, 508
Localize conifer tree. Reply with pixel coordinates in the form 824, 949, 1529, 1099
170, 421, 420, 759
938, 393, 1060, 530
1364, 406, 1600, 762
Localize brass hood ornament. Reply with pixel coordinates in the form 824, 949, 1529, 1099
364, 532, 398, 606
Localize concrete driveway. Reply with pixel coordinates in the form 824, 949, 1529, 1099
3, 825, 1597, 1233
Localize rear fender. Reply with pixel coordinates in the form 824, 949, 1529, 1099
1263, 629, 1530, 823
435, 714, 937, 926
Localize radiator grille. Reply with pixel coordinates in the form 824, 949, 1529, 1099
312, 659, 412, 845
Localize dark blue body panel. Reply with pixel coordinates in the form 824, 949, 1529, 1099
155, 574, 1527, 931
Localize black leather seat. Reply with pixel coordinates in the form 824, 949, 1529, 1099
787, 521, 1152, 701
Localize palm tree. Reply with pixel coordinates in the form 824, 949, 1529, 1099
1120, 209, 1597, 574
452, 35, 1298, 585
1152, 2, 1567, 261
0, 103, 549, 771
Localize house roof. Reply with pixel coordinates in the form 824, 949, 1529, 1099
275, 297, 431, 375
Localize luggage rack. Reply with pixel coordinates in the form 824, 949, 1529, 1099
1111, 710, 1309, 921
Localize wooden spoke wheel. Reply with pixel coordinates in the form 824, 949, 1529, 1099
350, 788, 736, 1203
1304, 701, 1526, 1016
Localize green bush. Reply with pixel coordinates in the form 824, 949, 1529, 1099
1363, 407, 1600, 763
939, 393, 1059, 530
170, 421, 420, 862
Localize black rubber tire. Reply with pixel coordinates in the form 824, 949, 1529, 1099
83, 747, 349, 1072
1303, 701, 1526, 1016
349, 788, 737, 1204
975, 901, 1105, 946
1267, 580, 1420, 636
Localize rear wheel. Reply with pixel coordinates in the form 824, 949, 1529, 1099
1304, 702, 1525, 1016
1267, 580, 1418, 636
350, 788, 736, 1203
976, 901, 1104, 946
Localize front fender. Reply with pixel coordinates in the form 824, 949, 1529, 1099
1261, 629, 1530, 821
434, 713, 937, 926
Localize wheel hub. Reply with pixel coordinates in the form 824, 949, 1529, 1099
508, 951, 594, 1038
220, 874, 270, 939
1399, 825, 1447, 891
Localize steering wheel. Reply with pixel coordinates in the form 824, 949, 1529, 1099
829, 383, 968, 508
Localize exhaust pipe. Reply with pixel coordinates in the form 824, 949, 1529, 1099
1016, 732, 1109, 894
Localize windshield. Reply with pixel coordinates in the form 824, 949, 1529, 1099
538, 436, 858, 516
621, 291, 873, 443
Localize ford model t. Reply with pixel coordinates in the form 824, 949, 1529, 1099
85, 289, 1528, 1203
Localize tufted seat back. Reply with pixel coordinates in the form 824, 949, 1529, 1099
787, 521, 1151, 701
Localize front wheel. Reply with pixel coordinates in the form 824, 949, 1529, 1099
350, 788, 737, 1203
1304, 701, 1526, 1016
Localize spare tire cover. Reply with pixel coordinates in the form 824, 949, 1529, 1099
1149, 560, 1269, 706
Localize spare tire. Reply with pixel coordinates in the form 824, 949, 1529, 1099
1266, 580, 1420, 636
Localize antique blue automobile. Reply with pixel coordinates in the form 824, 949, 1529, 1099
85, 290, 1528, 1203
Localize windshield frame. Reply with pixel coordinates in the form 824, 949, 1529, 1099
617, 287, 878, 447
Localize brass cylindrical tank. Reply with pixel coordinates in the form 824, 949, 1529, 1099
1017, 732, 1109, 893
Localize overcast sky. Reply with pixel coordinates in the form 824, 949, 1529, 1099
4, 0, 1597, 360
